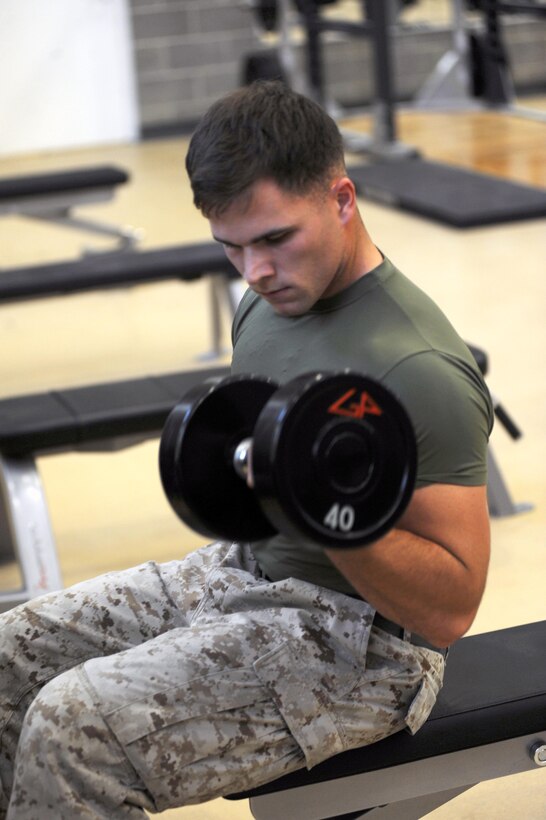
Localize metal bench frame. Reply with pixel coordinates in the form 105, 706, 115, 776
0, 165, 140, 252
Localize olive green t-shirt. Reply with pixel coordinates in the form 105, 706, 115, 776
231, 257, 493, 594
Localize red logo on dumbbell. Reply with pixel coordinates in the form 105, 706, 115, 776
328, 389, 383, 419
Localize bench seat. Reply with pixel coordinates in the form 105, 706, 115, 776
0, 165, 128, 206
0, 242, 241, 357
0, 242, 238, 303
227, 620, 546, 818
0, 367, 230, 457
0, 164, 138, 250
0, 367, 229, 610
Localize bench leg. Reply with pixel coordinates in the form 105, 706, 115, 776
199, 275, 245, 360
250, 784, 473, 820
330, 784, 474, 819
247, 729, 544, 820
0, 455, 63, 612
487, 447, 533, 517
3, 187, 142, 253
29, 209, 142, 252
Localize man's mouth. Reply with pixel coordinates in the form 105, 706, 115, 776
259, 286, 289, 297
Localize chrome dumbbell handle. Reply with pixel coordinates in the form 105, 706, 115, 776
233, 437, 253, 481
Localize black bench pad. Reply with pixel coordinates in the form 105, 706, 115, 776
0, 367, 230, 457
350, 159, 546, 228
0, 166, 128, 201
0, 243, 239, 302
228, 620, 546, 799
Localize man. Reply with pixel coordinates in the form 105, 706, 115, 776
0, 81, 492, 818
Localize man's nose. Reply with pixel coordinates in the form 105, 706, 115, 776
242, 247, 274, 285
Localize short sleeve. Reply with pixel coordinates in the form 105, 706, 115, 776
384, 352, 494, 488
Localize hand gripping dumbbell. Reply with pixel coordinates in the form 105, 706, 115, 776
159, 371, 417, 549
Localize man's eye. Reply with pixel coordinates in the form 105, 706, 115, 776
267, 232, 290, 245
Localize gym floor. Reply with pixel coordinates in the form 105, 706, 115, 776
1, 98, 545, 818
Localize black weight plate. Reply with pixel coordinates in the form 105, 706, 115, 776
252, 371, 416, 548
159, 375, 279, 541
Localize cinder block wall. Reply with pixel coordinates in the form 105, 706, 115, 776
130, 0, 257, 130
129, 1, 546, 133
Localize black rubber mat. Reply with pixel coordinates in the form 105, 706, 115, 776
349, 158, 546, 227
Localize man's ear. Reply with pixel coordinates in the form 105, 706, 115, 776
331, 176, 357, 225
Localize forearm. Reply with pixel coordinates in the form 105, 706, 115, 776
326, 529, 480, 647
324, 484, 491, 648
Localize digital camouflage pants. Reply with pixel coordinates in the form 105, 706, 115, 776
0, 541, 444, 818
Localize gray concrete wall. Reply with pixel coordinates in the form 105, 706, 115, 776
128, 1, 546, 132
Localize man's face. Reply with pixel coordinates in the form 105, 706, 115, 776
209, 178, 353, 317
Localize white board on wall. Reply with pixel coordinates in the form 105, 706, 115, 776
0, 0, 139, 157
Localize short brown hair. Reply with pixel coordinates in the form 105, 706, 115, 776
186, 81, 345, 217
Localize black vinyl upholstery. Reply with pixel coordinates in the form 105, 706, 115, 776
0, 243, 239, 303
0, 367, 230, 456
0, 166, 128, 201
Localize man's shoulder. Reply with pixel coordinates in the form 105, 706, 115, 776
231, 287, 261, 343
384, 348, 488, 404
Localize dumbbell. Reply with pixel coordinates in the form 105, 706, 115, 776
159, 371, 417, 549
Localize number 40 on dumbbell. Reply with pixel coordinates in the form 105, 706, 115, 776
159, 371, 417, 549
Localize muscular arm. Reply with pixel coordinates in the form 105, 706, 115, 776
325, 483, 490, 648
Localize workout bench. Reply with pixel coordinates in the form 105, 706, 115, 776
0, 366, 229, 613
0, 241, 243, 359
226, 619, 546, 818
0, 165, 140, 252
465, 344, 531, 518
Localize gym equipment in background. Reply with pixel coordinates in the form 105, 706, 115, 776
244, 0, 546, 226
0, 165, 141, 253
0, 241, 243, 360
349, 157, 546, 227
417, 0, 546, 122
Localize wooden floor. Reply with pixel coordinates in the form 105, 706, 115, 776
0, 98, 545, 818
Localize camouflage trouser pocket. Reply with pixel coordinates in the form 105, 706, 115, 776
325, 627, 446, 754
251, 626, 445, 769
403, 648, 445, 736
91, 625, 303, 811
253, 639, 351, 769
